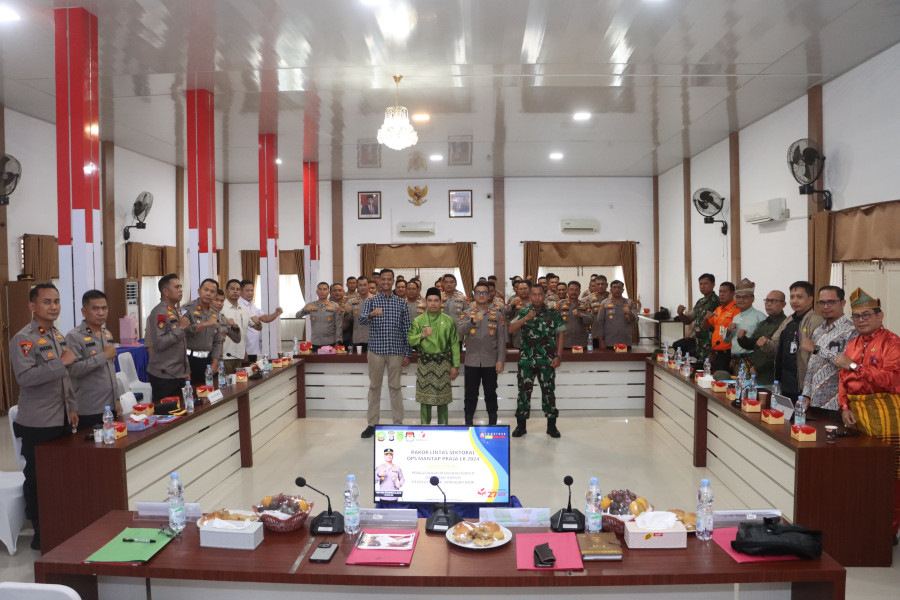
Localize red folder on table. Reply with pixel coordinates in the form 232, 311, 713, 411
345, 529, 418, 566
515, 532, 584, 571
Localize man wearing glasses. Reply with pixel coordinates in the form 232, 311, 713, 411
735, 290, 787, 385
800, 286, 857, 414
838, 287, 900, 428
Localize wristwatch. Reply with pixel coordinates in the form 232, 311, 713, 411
849, 361, 858, 372
812, 345, 820, 355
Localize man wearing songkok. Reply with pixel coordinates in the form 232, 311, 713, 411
407, 287, 460, 425
801, 286, 857, 413
735, 290, 786, 385
727, 278, 766, 372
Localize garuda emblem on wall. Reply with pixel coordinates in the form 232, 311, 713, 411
407, 185, 428, 206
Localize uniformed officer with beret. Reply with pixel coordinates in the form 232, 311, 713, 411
181, 278, 224, 386
10, 282, 78, 551
296, 281, 343, 350
65, 289, 120, 428
458, 281, 507, 425
145, 273, 191, 401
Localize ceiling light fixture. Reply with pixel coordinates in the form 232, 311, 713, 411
429, 154, 443, 161
377, 75, 418, 151
412, 113, 430, 122
549, 152, 563, 160
573, 112, 591, 121
0, 6, 21, 22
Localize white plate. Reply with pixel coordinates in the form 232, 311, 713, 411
445, 525, 513, 550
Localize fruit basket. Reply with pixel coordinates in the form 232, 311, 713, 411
252, 494, 313, 533
601, 489, 651, 535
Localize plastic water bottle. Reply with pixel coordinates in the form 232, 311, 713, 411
292, 336, 300, 356
204, 364, 214, 387
584, 477, 603, 533
167, 472, 186, 532
263, 353, 271, 372
794, 395, 807, 426
102, 405, 115, 445
675, 346, 683, 368
663, 340, 670, 360
217, 362, 226, 387
748, 374, 757, 402
703, 358, 712, 377
737, 365, 746, 398
183, 380, 195, 414
697, 478, 714, 541
587, 333, 593, 353
771, 380, 781, 396
344, 474, 361, 534
682, 352, 691, 377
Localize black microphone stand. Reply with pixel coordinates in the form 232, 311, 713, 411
550, 475, 585, 532
425, 476, 463, 532
296, 477, 344, 535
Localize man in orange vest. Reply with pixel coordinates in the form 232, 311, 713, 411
703, 281, 738, 371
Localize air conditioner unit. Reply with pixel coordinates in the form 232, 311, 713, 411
560, 218, 599, 233
397, 221, 435, 234
744, 198, 790, 224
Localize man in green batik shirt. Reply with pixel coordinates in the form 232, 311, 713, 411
408, 287, 460, 425
508, 283, 566, 439
673, 273, 720, 358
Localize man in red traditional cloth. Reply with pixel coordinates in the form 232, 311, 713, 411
837, 287, 900, 428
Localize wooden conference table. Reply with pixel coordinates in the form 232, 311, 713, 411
646, 358, 894, 567
35, 510, 846, 600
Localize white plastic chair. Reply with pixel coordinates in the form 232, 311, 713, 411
115, 371, 128, 398
117, 351, 152, 403
8, 405, 25, 470
119, 392, 138, 416
1, 406, 26, 555
0, 582, 82, 599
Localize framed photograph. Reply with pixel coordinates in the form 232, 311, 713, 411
357, 139, 381, 169
358, 192, 382, 219
448, 135, 473, 166
449, 190, 473, 218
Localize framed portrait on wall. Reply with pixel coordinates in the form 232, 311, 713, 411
448, 135, 473, 166
358, 139, 381, 168
359, 192, 382, 219
449, 190, 473, 218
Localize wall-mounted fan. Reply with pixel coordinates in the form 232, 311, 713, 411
0, 154, 22, 206
692, 187, 727, 235
787, 138, 832, 210
123, 191, 153, 240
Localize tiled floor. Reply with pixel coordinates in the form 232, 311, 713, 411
1, 408, 898, 598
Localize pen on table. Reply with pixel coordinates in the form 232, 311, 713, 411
122, 538, 156, 543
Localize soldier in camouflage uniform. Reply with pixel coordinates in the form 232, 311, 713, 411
673, 273, 720, 359
508, 283, 566, 438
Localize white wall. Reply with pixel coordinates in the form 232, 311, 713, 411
690, 138, 732, 284
504, 177, 655, 306
739, 96, 809, 301
823, 42, 900, 210
657, 165, 685, 311
5, 108, 58, 280
341, 178, 494, 283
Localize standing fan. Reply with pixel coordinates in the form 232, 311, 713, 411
0, 154, 22, 206
692, 188, 727, 234
787, 138, 832, 210
123, 192, 154, 240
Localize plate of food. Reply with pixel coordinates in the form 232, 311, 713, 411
667, 509, 697, 532
197, 508, 259, 527
446, 521, 512, 549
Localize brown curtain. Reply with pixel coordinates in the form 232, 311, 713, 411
126, 242, 168, 277
373, 244, 457, 268
620, 241, 638, 302
125, 242, 144, 279
280, 249, 305, 296
811, 211, 834, 293
538, 241, 624, 267
523, 241, 540, 282
163, 246, 178, 276
22, 234, 59, 280
240, 250, 260, 284
360, 243, 376, 279
455, 242, 475, 297
216, 249, 228, 286
832, 199, 900, 261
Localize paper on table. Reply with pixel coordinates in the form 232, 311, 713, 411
712, 527, 800, 563
515, 532, 584, 571
478, 507, 551, 527
84, 527, 172, 564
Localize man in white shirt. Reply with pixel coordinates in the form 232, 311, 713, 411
239, 279, 283, 361
221, 279, 252, 370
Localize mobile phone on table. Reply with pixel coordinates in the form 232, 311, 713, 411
309, 542, 339, 563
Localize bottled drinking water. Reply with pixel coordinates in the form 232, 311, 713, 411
344, 474, 361, 534
204, 364, 214, 387
703, 358, 712, 377
697, 478, 714, 541
771, 380, 781, 396
584, 477, 603, 533
102, 405, 115, 445
292, 336, 300, 356
183, 380, 195, 414
747, 374, 758, 402
663, 340, 670, 359
217, 362, 226, 387
263, 353, 271, 372
794, 396, 807, 426
167, 472, 186, 532
587, 333, 593, 353
675, 347, 683, 369
682, 352, 691, 377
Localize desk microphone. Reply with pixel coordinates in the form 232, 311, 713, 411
425, 476, 462, 533
550, 475, 585, 533
295, 476, 344, 535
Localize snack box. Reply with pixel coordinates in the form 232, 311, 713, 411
791, 425, 816, 442
195, 386, 213, 398
271, 358, 284, 368
656, 353, 665, 363
762, 409, 785, 425
614, 343, 627, 353
235, 372, 248, 383
725, 384, 737, 401
132, 403, 154, 416
741, 399, 761, 413
335, 345, 347, 355
667, 360, 677, 370
571, 345, 583, 354
317, 346, 336, 355
624, 520, 687, 549
199, 519, 264, 551
711, 381, 727, 393
113, 421, 127, 439
298, 342, 313, 355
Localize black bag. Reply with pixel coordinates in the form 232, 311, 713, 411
731, 517, 823, 559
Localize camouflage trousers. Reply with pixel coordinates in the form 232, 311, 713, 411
515, 363, 559, 419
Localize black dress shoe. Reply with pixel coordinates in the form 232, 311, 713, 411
546, 418, 561, 438
512, 418, 527, 437
360, 425, 376, 438
30, 535, 41, 551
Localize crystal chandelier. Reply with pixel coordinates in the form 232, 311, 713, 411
377, 75, 418, 150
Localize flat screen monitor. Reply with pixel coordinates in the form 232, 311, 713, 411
373, 425, 511, 505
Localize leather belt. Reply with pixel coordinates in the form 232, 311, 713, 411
186, 350, 210, 358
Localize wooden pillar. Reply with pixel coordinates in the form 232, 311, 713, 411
331, 180, 343, 283
493, 178, 505, 286
100, 141, 115, 283
652, 175, 659, 311
807, 85, 824, 280
682, 159, 693, 307
219, 183, 229, 284
259, 134, 281, 356
0, 103, 11, 411
729, 131, 741, 283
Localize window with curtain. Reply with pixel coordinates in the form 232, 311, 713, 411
279, 274, 305, 315
140, 276, 162, 338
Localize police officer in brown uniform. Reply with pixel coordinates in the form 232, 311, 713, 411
10, 283, 78, 550
181, 278, 224, 386
347, 276, 371, 351
296, 281, 343, 350
66, 289, 120, 428
406, 279, 426, 324
441, 273, 469, 321
458, 282, 507, 425
557, 281, 594, 348
145, 274, 191, 401
506, 280, 532, 349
